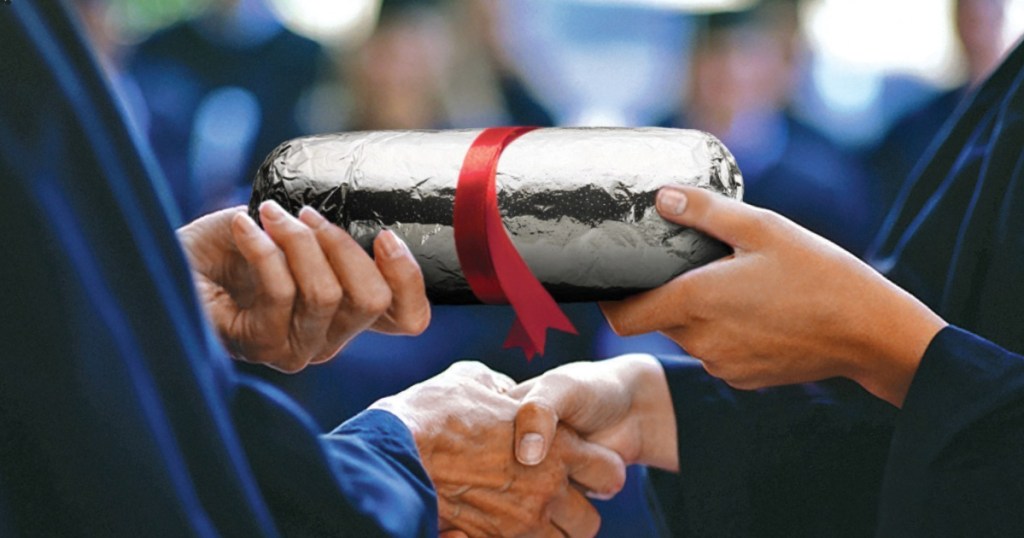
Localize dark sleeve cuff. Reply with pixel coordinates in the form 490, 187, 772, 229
656, 356, 896, 537
879, 325, 1024, 535
231, 376, 438, 538
324, 409, 438, 537
895, 325, 1024, 458
657, 356, 755, 533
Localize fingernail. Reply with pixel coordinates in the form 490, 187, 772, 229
586, 490, 616, 501
260, 201, 287, 222
380, 230, 409, 259
298, 206, 327, 227
518, 433, 544, 465
235, 214, 261, 237
657, 187, 688, 216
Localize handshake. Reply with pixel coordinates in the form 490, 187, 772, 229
179, 185, 945, 537
369, 355, 677, 538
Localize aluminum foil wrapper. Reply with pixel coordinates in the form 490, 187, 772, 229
250, 127, 743, 304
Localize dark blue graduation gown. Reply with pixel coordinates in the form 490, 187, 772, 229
654, 39, 1024, 537
0, 2, 436, 536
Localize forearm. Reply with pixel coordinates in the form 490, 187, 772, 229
617, 354, 679, 472
841, 279, 947, 407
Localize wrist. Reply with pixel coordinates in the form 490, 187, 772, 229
845, 283, 947, 407
619, 354, 679, 471
369, 397, 428, 447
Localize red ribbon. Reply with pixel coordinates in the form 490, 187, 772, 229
454, 127, 577, 360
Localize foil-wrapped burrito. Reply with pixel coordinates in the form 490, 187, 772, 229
249, 127, 743, 304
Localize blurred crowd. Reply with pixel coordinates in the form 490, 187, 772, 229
67, 0, 1016, 534
71, 0, 1017, 433
77, 0, 1011, 501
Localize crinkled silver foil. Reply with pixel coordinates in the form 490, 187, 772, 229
249, 127, 743, 303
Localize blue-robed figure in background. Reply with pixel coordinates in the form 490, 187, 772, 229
0, 2, 628, 536
8, 1, 1024, 537
515, 28, 1024, 538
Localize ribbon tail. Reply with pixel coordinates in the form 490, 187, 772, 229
502, 299, 578, 360
454, 125, 580, 361
503, 318, 539, 361
490, 215, 577, 359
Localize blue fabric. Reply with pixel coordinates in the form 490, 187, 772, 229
654, 359, 895, 537
871, 86, 966, 212
654, 40, 1024, 537
657, 328, 1024, 537
128, 11, 325, 219
878, 326, 1024, 536
869, 38, 1024, 354
0, 2, 436, 536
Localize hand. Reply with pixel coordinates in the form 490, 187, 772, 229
601, 186, 947, 406
177, 201, 430, 372
372, 361, 627, 538
511, 355, 679, 473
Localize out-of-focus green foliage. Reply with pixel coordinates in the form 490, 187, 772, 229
107, 0, 207, 39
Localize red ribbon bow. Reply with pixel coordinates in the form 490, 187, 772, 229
453, 127, 578, 360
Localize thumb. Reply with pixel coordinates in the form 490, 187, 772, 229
511, 378, 585, 467
656, 185, 759, 250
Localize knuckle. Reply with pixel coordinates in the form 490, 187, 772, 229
602, 307, 637, 337
266, 280, 296, 307
687, 330, 721, 360
273, 358, 307, 374
391, 255, 424, 282
348, 283, 392, 316
608, 319, 636, 337
518, 399, 556, 425
319, 221, 358, 249
291, 219, 318, 239
402, 307, 431, 335
535, 371, 578, 397
249, 239, 280, 262
535, 471, 566, 502
449, 360, 487, 377
274, 219, 315, 245
309, 216, 339, 236
726, 378, 755, 390
609, 465, 627, 494
608, 322, 634, 338
305, 281, 343, 310
700, 359, 722, 378
683, 337, 710, 360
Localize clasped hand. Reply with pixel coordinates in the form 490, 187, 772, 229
373, 361, 628, 538
179, 206, 626, 537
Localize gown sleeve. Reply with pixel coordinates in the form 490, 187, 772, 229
0, 3, 438, 536
230, 378, 438, 537
876, 325, 1024, 536
656, 357, 897, 537
658, 326, 1024, 537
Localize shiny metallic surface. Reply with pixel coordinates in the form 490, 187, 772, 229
249, 127, 743, 303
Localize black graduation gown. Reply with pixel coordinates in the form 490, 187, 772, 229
0, 2, 436, 536
653, 39, 1024, 537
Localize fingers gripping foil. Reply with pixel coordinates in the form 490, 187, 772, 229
249, 127, 744, 304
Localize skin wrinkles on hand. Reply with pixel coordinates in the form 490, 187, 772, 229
177, 200, 430, 372
372, 361, 627, 538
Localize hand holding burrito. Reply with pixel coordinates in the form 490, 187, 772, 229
601, 186, 947, 407
178, 202, 430, 372
249, 127, 743, 304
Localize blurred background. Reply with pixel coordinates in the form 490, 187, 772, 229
70, 0, 1022, 534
